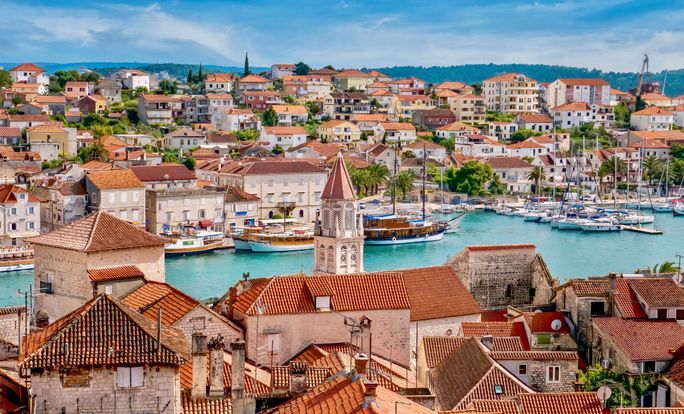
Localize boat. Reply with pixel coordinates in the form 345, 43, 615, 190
674, 204, 684, 216
652, 202, 673, 213
0, 244, 34, 272
248, 232, 315, 252
444, 213, 467, 234
363, 215, 447, 245
164, 230, 226, 256
580, 218, 622, 232
617, 213, 655, 225
523, 212, 544, 222
555, 217, 585, 230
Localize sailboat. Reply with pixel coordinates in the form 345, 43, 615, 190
364, 142, 447, 245
621, 141, 655, 225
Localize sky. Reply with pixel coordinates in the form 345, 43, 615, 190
1, 0, 683, 72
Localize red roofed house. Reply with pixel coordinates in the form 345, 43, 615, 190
260, 126, 308, 150
272, 104, 309, 126
0, 184, 41, 245
237, 74, 273, 93
547, 78, 611, 107
631, 106, 674, 131
403, 140, 448, 161
19, 294, 190, 414
482, 73, 539, 114
270, 63, 296, 80
332, 69, 375, 91
447, 244, 557, 310
222, 272, 412, 366
550, 102, 615, 129
131, 164, 197, 189
373, 122, 417, 144
9, 63, 50, 93
486, 157, 535, 193
138, 94, 182, 125
452, 93, 486, 123
241, 90, 282, 110
204, 73, 235, 93
514, 113, 554, 133
30, 211, 170, 322
212, 107, 262, 132
85, 169, 146, 223
282, 74, 333, 99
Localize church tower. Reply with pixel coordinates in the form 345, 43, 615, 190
314, 153, 364, 274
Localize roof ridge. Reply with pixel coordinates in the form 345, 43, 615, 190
83, 211, 100, 252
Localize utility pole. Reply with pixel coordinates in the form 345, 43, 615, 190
677, 254, 683, 282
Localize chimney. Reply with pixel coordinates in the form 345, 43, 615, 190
608, 273, 617, 316
230, 339, 246, 400
362, 379, 378, 408
226, 287, 237, 319
354, 353, 369, 376
230, 339, 256, 414
288, 361, 308, 396
358, 316, 372, 356
191, 334, 208, 398
208, 336, 225, 397
481, 335, 494, 351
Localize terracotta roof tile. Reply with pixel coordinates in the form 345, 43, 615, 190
321, 153, 356, 200
122, 281, 199, 326
205, 73, 235, 83
469, 400, 521, 414
88, 265, 145, 282
422, 336, 469, 368
553, 102, 591, 111
517, 392, 603, 414
490, 337, 525, 352
262, 126, 307, 135
593, 317, 684, 361
616, 409, 684, 414
0, 184, 41, 203
402, 265, 480, 321
461, 322, 513, 337
629, 278, 684, 308
557, 78, 609, 86
131, 164, 196, 182
19, 294, 188, 369
233, 272, 410, 316
30, 211, 169, 252
224, 186, 260, 202
86, 168, 144, 189
614, 278, 648, 318
10, 63, 45, 73
528, 312, 570, 334
271, 104, 308, 115
181, 392, 231, 414
379, 122, 416, 131
239, 74, 270, 83
632, 107, 673, 116
489, 351, 578, 361
485, 157, 533, 170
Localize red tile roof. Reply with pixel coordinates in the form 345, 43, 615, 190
30, 211, 169, 253
262, 126, 307, 135
0, 184, 41, 204
489, 351, 578, 361
485, 157, 533, 169
88, 265, 145, 282
632, 107, 673, 116
469, 400, 522, 414
19, 294, 188, 369
131, 164, 196, 182
239, 74, 270, 83
402, 265, 480, 321
559, 279, 608, 296
122, 281, 199, 326
422, 336, 469, 368
553, 102, 591, 111
629, 278, 684, 308
232, 272, 411, 316
10, 63, 45, 73
86, 168, 145, 189
480, 309, 509, 322
517, 392, 603, 414
205, 73, 235, 83
593, 317, 684, 361
466, 244, 536, 252
224, 186, 260, 202
616, 409, 684, 414
614, 278, 648, 318
321, 152, 356, 201
516, 113, 553, 124
462, 322, 514, 337
557, 78, 609, 86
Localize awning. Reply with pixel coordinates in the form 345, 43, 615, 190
199, 220, 213, 228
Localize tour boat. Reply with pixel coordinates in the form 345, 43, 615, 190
247, 232, 315, 252
164, 231, 225, 256
363, 215, 447, 245
579, 218, 622, 232
0, 244, 34, 272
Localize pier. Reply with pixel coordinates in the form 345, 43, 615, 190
621, 225, 663, 235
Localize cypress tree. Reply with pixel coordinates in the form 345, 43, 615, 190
243, 53, 251, 76
198, 63, 203, 82
187, 69, 193, 84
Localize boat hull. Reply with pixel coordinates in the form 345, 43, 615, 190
232, 238, 253, 250
674, 208, 684, 217
0, 259, 34, 272
165, 241, 224, 256
365, 231, 445, 245
580, 223, 622, 232
248, 242, 314, 252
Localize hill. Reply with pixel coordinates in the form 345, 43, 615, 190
364, 64, 684, 96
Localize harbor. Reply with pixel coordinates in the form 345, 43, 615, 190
2, 209, 683, 306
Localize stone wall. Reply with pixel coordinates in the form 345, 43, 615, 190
409, 315, 480, 367
0, 308, 24, 347
175, 305, 243, 345
497, 359, 577, 392
529, 332, 577, 351
235, 308, 411, 366
592, 324, 640, 374
86, 246, 165, 283
531, 254, 558, 305
30, 365, 181, 414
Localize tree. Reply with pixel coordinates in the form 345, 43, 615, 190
366, 163, 390, 195
42, 159, 63, 170
243, 53, 251, 76
650, 261, 680, 274
445, 161, 494, 196
527, 165, 547, 195
272, 144, 284, 155
635, 95, 646, 111
488, 174, 507, 195
613, 102, 630, 128
282, 95, 296, 104
470, 83, 482, 95
0, 70, 11, 89
158, 79, 177, 95
261, 106, 278, 126
510, 128, 539, 143
187, 69, 193, 84
670, 143, 684, 160
394, 170, 415, 199
77, 141, 109, 162
579, 364, 654, 408
642, 155, 662, 186
198, 63, 203, 82
349, 166, 371, 197
598, 156, 627, 195
182, 157, 197, 170
294, 62, 311, 76
235, 130, 260, 141
370, 98, 382, 108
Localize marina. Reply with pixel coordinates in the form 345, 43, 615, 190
2, 210, 684, 306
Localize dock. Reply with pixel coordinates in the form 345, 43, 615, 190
621, 225, 663, 235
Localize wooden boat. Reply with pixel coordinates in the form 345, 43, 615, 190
248, 232, 315, 252
363, 215, 447, 245
164, 231, 225, 256
0, 245, 34, 272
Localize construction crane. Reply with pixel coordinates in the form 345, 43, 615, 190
635, 54, 649, 97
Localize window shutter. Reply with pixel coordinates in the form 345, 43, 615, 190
131, 367, 144, 387
117, 367, 130, 387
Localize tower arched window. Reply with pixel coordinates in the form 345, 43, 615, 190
340, 246, 347, 268
344, 204, 354, 231
318, 244, 326, 264
327, 246, 334, 268
350, 244, 357, 265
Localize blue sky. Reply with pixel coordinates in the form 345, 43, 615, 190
1, 0, 683, 71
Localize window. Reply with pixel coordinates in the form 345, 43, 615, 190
537, 334, 551, 345
266, 333, 281, 353
133, 191, 139, 202
27, 222, 34, 230
199, 209, 206, 219
10, 223, 17, 231
27, 206, 34, 215
657, 309, 668, 320
108, 192, 115, 203
677, 309, 684, 320
105, 285, 113, 295
117, 366, 144, 388
132, 210, 140, 221
547, 366, 560, 383
518, 364, 527, 375
590, 301, 606, 316
643, 361, 656, 373
494, 384, 504, 395
9, 207, 16, 216
315, 296, 331, 310
121, 191, 127, 203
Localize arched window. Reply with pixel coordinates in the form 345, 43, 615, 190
340, 246, 347, 268
327, 246, 334, 269
268, 211, 274, 219
350, 244, 357, 265
299, 209, 304, 218
344, 204, 354, 230
318, 244, 326, 264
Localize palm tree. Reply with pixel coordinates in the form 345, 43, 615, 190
653, 261, 679, 274
395, 170, 416, 200
527, 166, 547, 195
366, 163, 390, 195
642, 155, 662, 187
598, 156, 626, 196
78, 141, 109, 162
349, 166, 371, 198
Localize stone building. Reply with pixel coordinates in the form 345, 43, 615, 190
490, 351, 579, 392
30, 211, 169, 322
224, 186, 260, 231
85, 169, 146, 225
145, 187, 225, 235
222, 272, 412, 366
18, 294, 189, 414
313, 153, 365, 275
122, 281, 243, 345
131, 164, 197, 190
0, 306, 24, 360
447, 244, 557, 309
32, 180, 88, 232
555, 279, 609, 358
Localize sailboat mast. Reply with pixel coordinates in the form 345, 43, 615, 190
392, 142, 399, 215
552, 132, 557, 201
422, 143, 427, 221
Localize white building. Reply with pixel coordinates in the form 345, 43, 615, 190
260, 126, 308, 150
271, 64, 296, 80
206, 93, 235, 119
0, 184, 40, 245
163, 127, 205, 151
547, 78, 611, 108
403, 141, 447, 161
111, 69, 152, 90
485, 157, 534, 193
482, 73, 539, 114
212, 108, 261, 132
630, 107, 674, 131
373, 122, 417, 143
204, 73, 235, 93
9, 63, 50, 93
550, 102, 598, 129
272, 105, 309, 126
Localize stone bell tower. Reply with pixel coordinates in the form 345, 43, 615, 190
314, 153, 364, 274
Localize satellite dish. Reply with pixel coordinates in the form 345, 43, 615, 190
673, 273, 683, 284
551, 319, 563, 331
597, 386, 612, 402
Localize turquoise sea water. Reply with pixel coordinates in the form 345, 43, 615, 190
2, 211, 683, 306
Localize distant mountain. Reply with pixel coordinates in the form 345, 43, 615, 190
0, 62, 269, 79
364, 64, 684, 97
